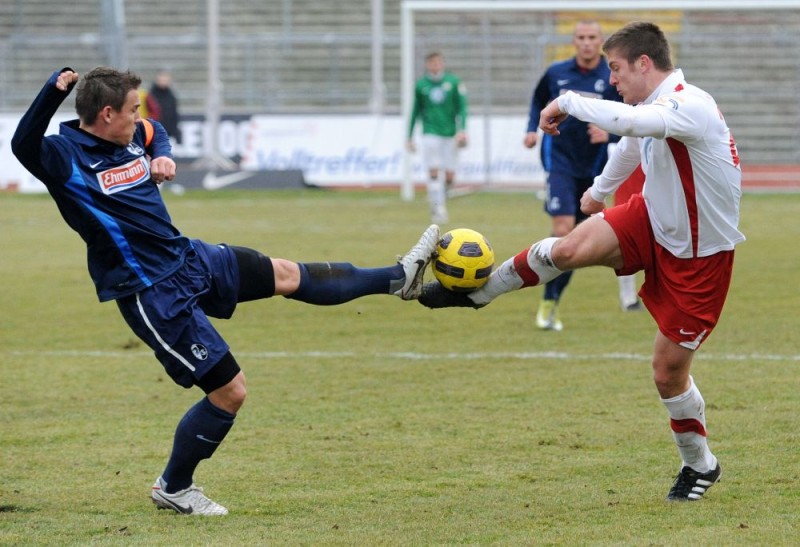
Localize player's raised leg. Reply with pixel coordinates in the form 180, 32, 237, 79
278, 224, 439, 304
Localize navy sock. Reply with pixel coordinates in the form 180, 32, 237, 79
286, 262, 404, 305
543, 270, 573, 301
161, 397, 236, 493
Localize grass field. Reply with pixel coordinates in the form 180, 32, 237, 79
1, 189, 798, 545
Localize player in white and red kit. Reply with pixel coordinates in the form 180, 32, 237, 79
419, 22, 744, 501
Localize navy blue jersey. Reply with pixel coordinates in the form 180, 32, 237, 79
12, 70, 191, 302
526, 57, 622, 178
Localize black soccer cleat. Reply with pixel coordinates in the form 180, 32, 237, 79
417, 281, 485, 309
666, 463, 722, 501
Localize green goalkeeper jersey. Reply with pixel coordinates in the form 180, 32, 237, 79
408, 72, 468, 138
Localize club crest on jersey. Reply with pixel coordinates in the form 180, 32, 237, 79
127, 142, 144, 155
594, 79, 606, 93
430, 86, 446, 103
655, 96, 682, 110
96, 157, 150, 195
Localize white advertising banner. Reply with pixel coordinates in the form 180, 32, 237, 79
240, 115, 545, 187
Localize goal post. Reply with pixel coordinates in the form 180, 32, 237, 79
400, 0, 800, 200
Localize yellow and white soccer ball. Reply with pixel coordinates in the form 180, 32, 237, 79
432, 228, 495, 292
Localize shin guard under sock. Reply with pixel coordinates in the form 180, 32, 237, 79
469, 238, 564, 306
661, 377, 716, 473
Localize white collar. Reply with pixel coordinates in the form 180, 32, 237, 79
644, 69, 685, 104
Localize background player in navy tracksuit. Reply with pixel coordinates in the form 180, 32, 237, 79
523, 20, 623, 331
12, 67, 439, 515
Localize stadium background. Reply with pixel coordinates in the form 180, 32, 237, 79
2, 3, 800, 542
1, 0, 799, 190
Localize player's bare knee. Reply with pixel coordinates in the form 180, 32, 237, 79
209, 372, 247, 413
550, 237, 578, 268
199, 353, 246, 412
652, 363, 691, 398
272, 258, 301, 295
652, 372, 672, 395
226, 377, 247, 410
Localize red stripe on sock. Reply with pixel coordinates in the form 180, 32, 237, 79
670, 418, 707, 436
513, 248, 540, 287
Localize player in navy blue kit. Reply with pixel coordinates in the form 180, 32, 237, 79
12, 67, 440, 515
524, 20, 623, 331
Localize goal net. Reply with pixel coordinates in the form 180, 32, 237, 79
400, 0, 800, 199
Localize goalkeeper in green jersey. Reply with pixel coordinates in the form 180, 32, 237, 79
407, 52, 468, 224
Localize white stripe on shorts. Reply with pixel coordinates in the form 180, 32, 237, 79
135, 293, 196, 372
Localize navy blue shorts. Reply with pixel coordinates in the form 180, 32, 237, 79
116, 240, 240, 388
544, 172, 594, 222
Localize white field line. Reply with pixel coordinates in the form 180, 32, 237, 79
7, 349, 800, 362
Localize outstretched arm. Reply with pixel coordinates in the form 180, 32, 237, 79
544, 91, 668, 139
539, 99, 570, 137
11, 69, 78, 184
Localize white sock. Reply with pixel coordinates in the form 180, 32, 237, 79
527, 238, 563, 284
469, 256, 523, 305
427, 178, 446, 211
469, 238, 563, 306
661, 377, 717, 473
618, 274, 638, 307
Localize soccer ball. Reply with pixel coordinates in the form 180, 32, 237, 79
432, 228, 495, 292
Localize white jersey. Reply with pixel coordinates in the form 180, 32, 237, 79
558, 70, 745, 258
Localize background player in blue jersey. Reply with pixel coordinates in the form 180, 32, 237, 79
523, 20, 623, 331
12, 67, 439, 516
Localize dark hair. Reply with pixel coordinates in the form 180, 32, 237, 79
602, 21, 674, 71
75, 67, 142, 125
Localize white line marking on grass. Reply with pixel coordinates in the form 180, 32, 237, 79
7, 349, 800, 362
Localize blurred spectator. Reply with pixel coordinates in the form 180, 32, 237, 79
146, 69, 182, 143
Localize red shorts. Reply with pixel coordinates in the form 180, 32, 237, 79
601, 194, 734, 350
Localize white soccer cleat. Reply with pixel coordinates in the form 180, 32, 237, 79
151, 476, 228, 516
395, 224, 440, 300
